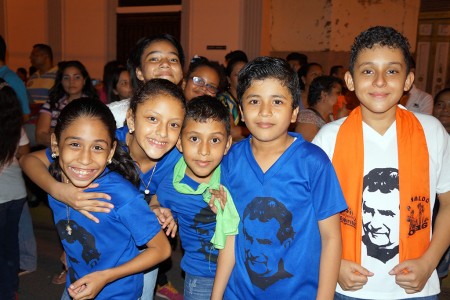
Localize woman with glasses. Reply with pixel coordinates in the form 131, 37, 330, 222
183, 56, 222, 101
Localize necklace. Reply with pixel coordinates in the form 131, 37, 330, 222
139, 163, 157, 197
66, 205, 72, 235
64, 179, 72, 235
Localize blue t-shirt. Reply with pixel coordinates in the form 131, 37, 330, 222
48, 168, 161, 300
156, 171, 219, 277
116, 126, 182, 201
221, 132, 347, 299
0, 65, 30, 114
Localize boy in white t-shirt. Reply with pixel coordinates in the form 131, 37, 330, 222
313, 26, 450, 299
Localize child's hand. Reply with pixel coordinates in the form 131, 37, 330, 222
68, 270, 108, 300
152, 207, 178, 238
209, 185, 228, 214
337, 259, 373, 291
55, 182, 113, 223
389, 257, 433, 294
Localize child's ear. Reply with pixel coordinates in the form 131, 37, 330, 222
181, 78, 187, 90
126, 109, 135, 133
176, 137, 183, 153
50, 133, 59, 156
344, 71, 355, 91
113, 89, 119, 96
290, 106, 299, 123
223, 135, 233, 155
108, 141, 117, 164
403, 71, 415, 92
135, 68, 144, 82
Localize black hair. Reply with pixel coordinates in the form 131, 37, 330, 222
106, 66, 129, 103
349, 26, 412, 75
182, 95, 231, 136
225, 56, 248, 78
434, 88, 450, 105
129, 78, 186, 119
186, 56, 223, 90
102, 60, 124, 102
17, 67, 27, 78
49, 61, 99, 111
33, 44, 53, 62
237, 56, 300, 109
0, 79, 23, 168
363, 168, 399, 194
297, 62, 323, 91
49, 98, 140, 186
0, 35, 6, 62
243, 197, 295, 244
308, 76, 342, 107
225, 50, 248, 63
127, 34, 185, 90
286, 52, 308, 66
329, 65, 343, 77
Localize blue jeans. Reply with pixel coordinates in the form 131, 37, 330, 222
19, 202, 37, 271
140, 266, 158, 300
0, 198, 26, 300
334, 292, 438, 300
184, 273, 214, 300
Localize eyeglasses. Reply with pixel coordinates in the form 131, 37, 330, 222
191, 76, 219, 94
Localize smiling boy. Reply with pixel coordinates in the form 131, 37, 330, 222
313, 26, 450, 299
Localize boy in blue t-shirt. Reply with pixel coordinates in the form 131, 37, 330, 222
211, 57, 347, 300
151, 95, 239, 300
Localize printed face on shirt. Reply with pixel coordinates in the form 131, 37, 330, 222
433, 90, 450, 133
127, 94, 185, 161
62, 66, 85, 99
240, 78, 298, 144
362, 188, 400, 249
114, 70, 133, 100
184, 66, 220, 101
136, 40, 183, 85
345, 45, 414, 120
51, 117, 116, 188
177, 118, 232, 183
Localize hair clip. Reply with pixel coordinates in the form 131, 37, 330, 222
51, 152, 57, 159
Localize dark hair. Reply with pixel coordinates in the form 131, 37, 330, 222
243, 197, 295, 244
49, 61, 99, 111
286, 52, 308, 66
17, 67, 27, 78
237, 56, 300, 109
102, 60, 123, 102
363, 168, 399, 194
308, 76, 342, 107
127, 34, 185, 90
182, 95, 231, 136
349, 26, 411, 75
225, 50, 248, 63
329, 65, 343, 77
0, 79, 23, 168
297, 62, 323, 91
49, 98, 139, 186
129, 78, 186, 119
106, 66, 129, 103
0, 35, 6, 62
225, 56, 248, 78
434, 88, 450, 105
186, 56, 223, 89
33, 44, 53, 62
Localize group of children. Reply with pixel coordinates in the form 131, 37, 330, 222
15, 25, 449, 300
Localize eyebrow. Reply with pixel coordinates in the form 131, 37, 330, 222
144, 50, 179, 58
357, 61, 403, 68
184, 130, 226, 136
245, 94, 287, 99
64, 136, 109, 145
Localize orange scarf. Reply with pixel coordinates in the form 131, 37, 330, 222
332, 106, 430, 263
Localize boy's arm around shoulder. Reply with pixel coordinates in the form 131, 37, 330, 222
389, 190, 450, 294
68, 229, 171, 300
19, 148, 113, 223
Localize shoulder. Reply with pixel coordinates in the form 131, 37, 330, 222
108, 98, 130, 128
312, 117, 345, 158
